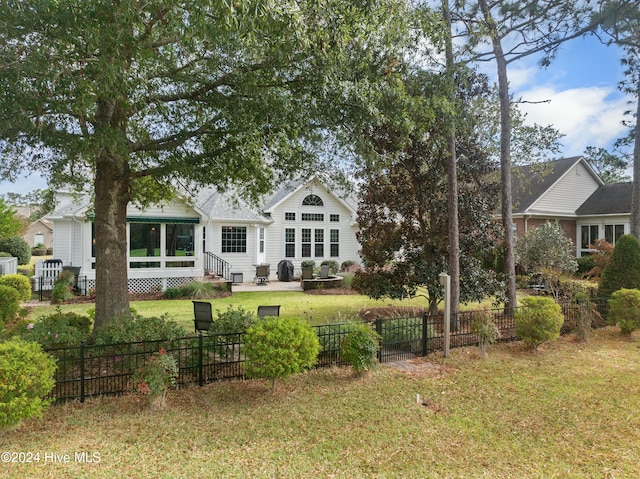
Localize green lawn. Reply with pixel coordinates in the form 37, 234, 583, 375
2, 327, 639, 478
27, 291, 433, 329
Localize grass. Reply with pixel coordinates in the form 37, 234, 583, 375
2, 327, 639, 478
26, 291, 434, 329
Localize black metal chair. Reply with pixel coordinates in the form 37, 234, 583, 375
257, 305, 280, 320
193, 301, 213, 333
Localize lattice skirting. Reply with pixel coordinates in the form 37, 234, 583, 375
85, 277, 194, 294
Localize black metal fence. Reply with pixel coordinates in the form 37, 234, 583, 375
44, 299, 606, 402
37, 275, 89, 301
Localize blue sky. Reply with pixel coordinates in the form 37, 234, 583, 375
0, 32, 633, 197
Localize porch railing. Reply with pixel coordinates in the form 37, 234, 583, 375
204, 252, 231, 280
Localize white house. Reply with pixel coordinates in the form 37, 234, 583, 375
46, 178, 361, 293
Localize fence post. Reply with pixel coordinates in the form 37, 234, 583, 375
198, 333, 204, 387
80, 342, 85, 403
439, 272, 451, 358
422, 312, 429, 356
375, 317, 383, 362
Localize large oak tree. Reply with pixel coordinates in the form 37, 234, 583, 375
0, 0, 408, 330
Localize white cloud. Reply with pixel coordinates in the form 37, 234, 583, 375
515, 85, 632, 155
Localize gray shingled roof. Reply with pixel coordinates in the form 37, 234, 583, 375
512, 156, 582, 213
575, 182, 632, 215
194, 187, 270, 222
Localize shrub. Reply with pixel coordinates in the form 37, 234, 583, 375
22, 308, 92, 348
608, 288, 640, 335
212, 306, 256, 335
301, 260, 316, 269
0, 273, 32, 301
93, 308, 186, 345
178, 281, 218, 299
515, 296, 564, 350
50, 270, 75, 304
340, 260, 357, 271
340, 323, 380, 373
0, 338, 57, 428
599, 235, 640, 298
0, 284, 20, 328
0, 236, 31, 265
132, 348, 178, 409
163, 287, 183, 299
244, 317, 320, 389
576, 255, 596, 276
471, 310, 501, 357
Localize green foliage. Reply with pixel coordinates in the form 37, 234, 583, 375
132, 349, 179, 401
50, 270, 75, 304
582, 146, 630, 184
0, 284, 20, 328
212, 306, 256, 335
354, 70, 503, 311
608, 288, 640, 335
0, 338, 56, 428
339, 324, 380, 373
380, 317, 437, 352
515, 297, 564, 350
244, 317, 320, 388
0, 236, 31, 265
0, 0, 412, 327
22, 308, 92, 349
471, 310, 501, 355
515, 222, 578, 275
0, 198, 23, 240
0, 274, 32, 301
301, 260, 316, 270
178, 281, 219, 299
93, 309, 185, 345
340, 260, 357, 271
576, 255, 596, 276
599, 235, 640, 298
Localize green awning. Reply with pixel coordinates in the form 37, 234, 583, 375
126, 216, 200, 224
87, 215, 200, 224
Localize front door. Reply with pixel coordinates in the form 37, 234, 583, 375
256, 226, 266, 265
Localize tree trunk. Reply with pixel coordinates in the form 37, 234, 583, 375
630, 73, 640, 239
93, 153, 132, 331
442, 0, 460, 330
478, 0, 517, 313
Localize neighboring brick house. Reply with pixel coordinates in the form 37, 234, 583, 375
13, 206, 54, 249
512, 156, 632, 257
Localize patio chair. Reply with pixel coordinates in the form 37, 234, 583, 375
193, 301, 213, 333
319, 264, 330, 279
255, 264, 270, 285
257, 305, 280, 320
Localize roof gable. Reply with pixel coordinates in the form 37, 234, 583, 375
513, 157, 603, 215
263, 177, 357, 215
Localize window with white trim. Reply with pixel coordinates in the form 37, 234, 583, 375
330, 229, 339, 257
221, 226, 247, 253
301, 228, 312, 257
302, 194, 324, 206
285, 228, 295, 258
581, 225, 600, 250
314, 229, 324, 257
604, 224, 625, 245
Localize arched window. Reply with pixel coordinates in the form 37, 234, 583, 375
302, 194, 324, 206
